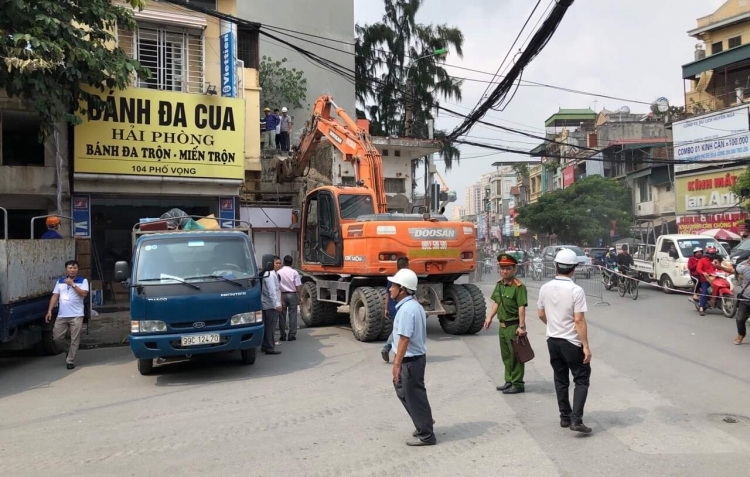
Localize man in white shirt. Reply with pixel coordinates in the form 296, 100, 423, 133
277, 255, 302, 341
261, 256, 283, 355
45, 260, 89, 370
537, 248, 592, 434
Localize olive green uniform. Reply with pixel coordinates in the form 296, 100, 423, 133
491, 279, 529, 387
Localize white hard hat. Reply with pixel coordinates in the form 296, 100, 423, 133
693, 247, 703, 253
388, 268, 418, 291
281, 107, 288, 112
554, 248, 578, 266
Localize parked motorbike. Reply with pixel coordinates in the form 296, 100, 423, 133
531, 257, 543, 281
602, 265, 618, 291
691, 274, 737, 318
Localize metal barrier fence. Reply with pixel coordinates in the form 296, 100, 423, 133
516, 261, 610, 306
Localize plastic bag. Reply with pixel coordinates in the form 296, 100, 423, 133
160, 208, 190, 229
182, 218, 205, 230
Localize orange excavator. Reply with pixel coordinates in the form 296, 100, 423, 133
275, 95, 484, 342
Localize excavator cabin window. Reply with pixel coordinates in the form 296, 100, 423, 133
303, 191, 343, 265
338, 194, 374, 220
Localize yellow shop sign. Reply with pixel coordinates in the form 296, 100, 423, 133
74, 88, 245, 180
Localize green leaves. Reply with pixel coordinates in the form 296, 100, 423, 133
516, 175, 632, 244
0, 0, 149, 138
259, 56, 308, 110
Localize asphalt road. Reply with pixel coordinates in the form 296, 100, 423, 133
2, 277, 750, 476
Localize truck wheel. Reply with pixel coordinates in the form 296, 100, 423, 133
375, 287, 392, 340
138, 358, 154, 376
41, 329, 62, 356
349, 287, 384, 342
660, 274, 674, 294
300, 282, 337, 327
439, 284, 473, 335
462, 283, 487, 335
240, 347, 257, 365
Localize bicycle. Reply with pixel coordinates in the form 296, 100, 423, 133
617, 269, 639, 300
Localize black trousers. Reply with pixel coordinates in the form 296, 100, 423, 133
393, 355, 436, 443
262, 309, 278, 351
737, 300, 750, 336
547, 338, 591, 424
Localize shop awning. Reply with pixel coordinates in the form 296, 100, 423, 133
682, 42, 750, 79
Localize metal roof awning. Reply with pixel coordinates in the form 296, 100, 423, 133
530, 142, 547, 156
625, 164, 670, 184
620, 142, 669, 151
682, 42, 750, 79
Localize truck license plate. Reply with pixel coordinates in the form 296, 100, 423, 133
181, 334, 220, 346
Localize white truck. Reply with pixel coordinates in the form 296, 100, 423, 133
631, 234, 729, 293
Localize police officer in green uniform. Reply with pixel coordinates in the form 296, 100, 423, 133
484, 253, 529, 394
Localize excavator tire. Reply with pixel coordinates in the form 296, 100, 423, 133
462, 283, 487, 335
375, 287, 392, 341
439, 284, 473, 335
300, 282, 337, 327
349, 287, 384, 342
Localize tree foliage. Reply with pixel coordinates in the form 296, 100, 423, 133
516, 175, 632, 244
0, 0, 150, 137
259, 56, 308, 110
355, 0, 465, 169
731, 166, 750, 212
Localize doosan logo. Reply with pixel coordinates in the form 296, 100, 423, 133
409, 228, 457, 239
329, 131, 344, 144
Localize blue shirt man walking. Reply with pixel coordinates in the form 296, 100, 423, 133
389, 268, 436, 446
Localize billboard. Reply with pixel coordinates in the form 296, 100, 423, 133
220, 32, 237, 98
74, 88, 245, 180
677, 212, 748, 235
563, 165, 575, 188
674, 168, 743, 215
673, 105, 749, 173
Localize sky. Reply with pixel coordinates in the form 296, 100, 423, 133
353, 0, 727, 216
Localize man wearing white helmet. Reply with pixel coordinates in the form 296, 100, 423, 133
279, 106, 293, 152
537, 248, 593, 434
388, 268, 436, 446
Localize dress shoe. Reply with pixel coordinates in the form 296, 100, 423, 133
265, 350, 282, 355
502, 386, 524, 394
66, 363, 75, 370
570, 422, 592, 434
381, 348, 390, 363
289, 336, 297, 342
280, 336, 287, 341
412, 419, 436, 436
560, 419, 571, 428
405, 437, 436, 446
496, 382, 512, 391
735, 334, 745, 345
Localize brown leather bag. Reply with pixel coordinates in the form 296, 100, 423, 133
511, 335, 535, 363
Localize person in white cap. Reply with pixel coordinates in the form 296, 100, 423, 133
279, 106, 293, 152
388, 268, 436, 446
537, 248, 593, 434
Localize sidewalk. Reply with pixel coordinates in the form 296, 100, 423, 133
80, 310, 130, 349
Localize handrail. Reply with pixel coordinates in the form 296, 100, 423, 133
0, 207, 7, 240
30, 214, 74, 239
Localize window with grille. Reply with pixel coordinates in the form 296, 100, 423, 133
341, 176, 356, 185
729, 36, 742, 49
384, 178, 406, 194
711, 41, 723, 54
118, 23, 204, 93
637, 178, 651, 203
237, 27, 260, 69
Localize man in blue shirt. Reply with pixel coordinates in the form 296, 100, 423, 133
389, 268, 436, 446
381, 257, 409, 362
262, 107, 279, 150
41, 216, 63, 239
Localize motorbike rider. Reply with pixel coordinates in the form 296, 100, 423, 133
615, 244, 634, 280
687, 247, 703, 301
696, 246, 735, 315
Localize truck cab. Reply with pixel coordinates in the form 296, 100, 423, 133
632, 234, 729, 291
115, 228, 266, 375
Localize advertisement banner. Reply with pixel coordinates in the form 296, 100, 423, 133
71, 195, 91, 238
563, 165, 575, 188
220, 32, 237, 98
219, 197, 236, 229
74, 88, 245, 180
677, 212, 748, 235
674, 168, 743, 215
672, 106, 750, 173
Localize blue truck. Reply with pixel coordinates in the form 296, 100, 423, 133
114, 225, 270, 375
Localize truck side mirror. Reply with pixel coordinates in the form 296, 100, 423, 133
114, 261, 130, 282
261, 254, 275, 273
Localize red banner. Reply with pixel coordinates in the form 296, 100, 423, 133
563, 166, 575, 188
677, 212, 749, 235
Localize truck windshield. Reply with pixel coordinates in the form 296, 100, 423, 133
676, 238, 728, 258
135, 236, 256, 284
339, 194, 374, 219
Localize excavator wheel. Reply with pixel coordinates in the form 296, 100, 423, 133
462, 283, 487, 335
375, 287, 392, 341
349, 287, 384, 342
300, 282, 337, 327
438, 284, 473, 335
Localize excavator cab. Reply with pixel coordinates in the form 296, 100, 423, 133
301, 187, 375, 267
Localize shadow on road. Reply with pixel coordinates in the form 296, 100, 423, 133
435, 420, 503, 443
587, 407, 647, 430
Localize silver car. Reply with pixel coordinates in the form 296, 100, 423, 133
540, 245, 592, 278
